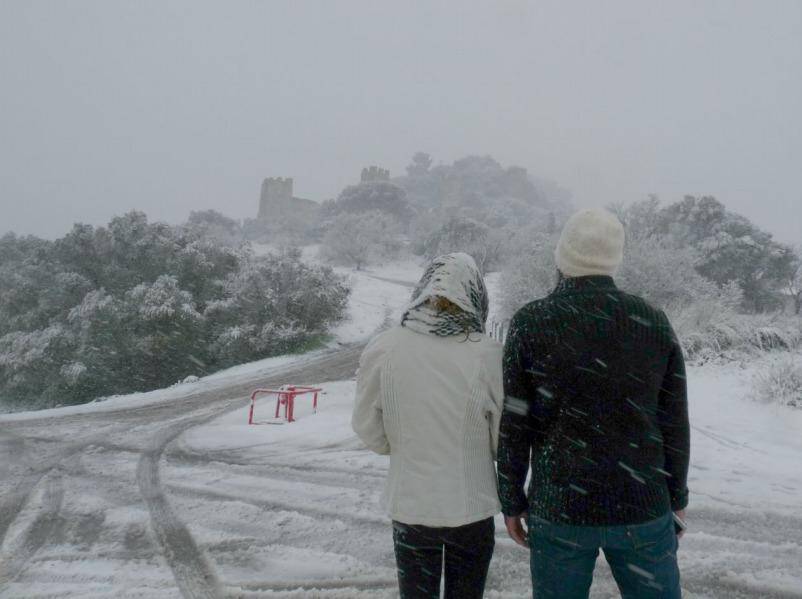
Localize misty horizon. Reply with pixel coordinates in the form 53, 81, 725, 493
1, 1, 801, 243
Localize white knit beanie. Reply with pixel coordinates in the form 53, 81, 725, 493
554, 208, 625, 277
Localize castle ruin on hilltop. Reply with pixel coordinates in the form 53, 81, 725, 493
360, 166, 390, 183
256, 166, 392, 220
257, 177, 318, 220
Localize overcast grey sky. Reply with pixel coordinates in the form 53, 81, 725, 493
1, 1, 800, 242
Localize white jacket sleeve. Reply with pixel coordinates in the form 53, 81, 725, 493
485, 343, 505, 460
351, 337, 390, 455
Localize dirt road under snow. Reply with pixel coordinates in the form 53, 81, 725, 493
0, 346, 364, 598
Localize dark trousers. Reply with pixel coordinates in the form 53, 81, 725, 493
392, 517, 495, 599
528, 511, 681, 599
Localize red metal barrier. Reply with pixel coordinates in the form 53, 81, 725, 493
249, 385, 323, 424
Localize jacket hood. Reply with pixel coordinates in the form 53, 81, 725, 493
401, 253, 489, 336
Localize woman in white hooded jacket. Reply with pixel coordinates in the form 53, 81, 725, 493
351, 253, 504, 599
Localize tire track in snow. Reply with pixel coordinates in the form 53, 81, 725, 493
688, 506, 802, 546
230, 576, 397, 594
0, 345, 365, 597
0, 432, 121, 586
691, 424, 764, 452
0, 431, 32, 548
137, 346, 366, 599
137, 414, 229, 599
167, 449, 385, 491
167, 483, 388, 527
0, 472, 65, 592
677, 505, 802, 599
683, 570, 802, 599
361, 274, 416, 289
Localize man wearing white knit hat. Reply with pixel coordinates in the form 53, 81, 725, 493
554, 208, 625, 278
497, 208, 689, 598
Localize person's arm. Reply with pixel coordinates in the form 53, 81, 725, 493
351, 337, 390, 455
657, 323, 690, 512
497, 314, 533, 520
485, 344, 504, 460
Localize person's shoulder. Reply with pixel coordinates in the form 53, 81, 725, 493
468, 335, 503, 379
509, 295, 557, 327
361, 326, 401, 359
615, 290, 663, 316
614, 290, 672, 329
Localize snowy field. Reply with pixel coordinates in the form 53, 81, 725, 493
1, 253, 801, 598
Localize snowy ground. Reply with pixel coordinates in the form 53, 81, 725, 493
251, 242, 422, 345
166, 354, 802, 599
327, 258, 421, 345
2, 254, 801, 598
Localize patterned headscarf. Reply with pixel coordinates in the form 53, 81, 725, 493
401, 253, 489, 337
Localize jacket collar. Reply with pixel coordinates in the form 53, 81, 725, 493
553, 275, 617, 295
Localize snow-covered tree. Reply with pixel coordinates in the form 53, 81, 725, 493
123, 276, 205, 388
173, 236, 243, 308
607, 195, 662, 239
0, 324, 75, 410
395, 154, 560, 215
499, 231, 560, 316
655, 196, 795, 312
205, 250, 349, 366
406, 152, 433, 177
609, 196, 797, 313
0, 213, 351, 411
185, 210, 244, 246
617, 235, 721, 309
0, 233, 86, 335
320, 211, 401, 270
419, 216, 505, 273
784, 249, 802, 315
65, 289, 132, 401
498, 229, 743, 321
323, 181, 413, 226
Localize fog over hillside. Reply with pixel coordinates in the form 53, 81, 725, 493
1, 1, 801, 242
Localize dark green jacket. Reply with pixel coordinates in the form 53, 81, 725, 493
497, 275, 689, 525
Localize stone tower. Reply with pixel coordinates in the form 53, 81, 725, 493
360, 166, 390, 183
258, 177, 294, 218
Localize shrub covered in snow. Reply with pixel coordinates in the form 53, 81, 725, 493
616, 235, 722, 309
395, 153, 569, 274
319, 211, 402, 270
205, 248, 350, 366
185, 210, 244, 246
784, 250, 802, 316
613, 196, 797, 313
416, 216, 510, 273
321, 180, 413, 227
670, 301, 802, 363
498, 224, 802, 363
395, 154, 564, 218
751, 356, 802, 408
0, 215, 350, 412
499, 229, 560, 316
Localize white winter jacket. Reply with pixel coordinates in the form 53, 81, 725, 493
351, 325, 504, 527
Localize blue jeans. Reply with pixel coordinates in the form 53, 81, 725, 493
528, 511, 681, 599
